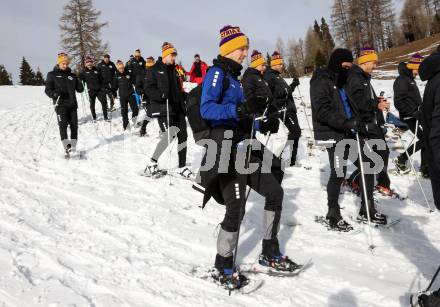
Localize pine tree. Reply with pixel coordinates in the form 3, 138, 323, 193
401, 0, 430, 41
59, 0, 109, 71
266, 52, 271, 66
321, 18, 335, 58
19, 57, 36, 85
34, 68, 45, 86
0, 65, 13, 85
314, 50, 327, 68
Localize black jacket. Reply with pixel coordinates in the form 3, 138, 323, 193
419, 51, 440, 171
112, 68, 135, 98
263, 68, 297, 113
345, 64, 384, 138
393, 62, 422, 120
310, 68, 351, 141
136, 67, 152, 103
145, 58, 185, 118
79, 67, 104, 93
45, 67, 84, 109
242, 67, 274, 114
97, 60, 116, 86
126, 56, 146, 79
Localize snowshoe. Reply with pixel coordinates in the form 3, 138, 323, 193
64, 144, 72, 159
258, 253, 301, 272
375, 185, 405, 199
143, 161, 167, 178
176, 167, 194, 180
211, 268, 250, 291
411, 289, 440, 307
139, 126, 147, 137
357, 211, 388, 225
315, 216, 358, 233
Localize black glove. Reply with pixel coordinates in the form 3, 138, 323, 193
412, 110, 421, 120
290, 78, 300, 88
343, 118, 368, 136
236, 100, 263, 119
260, 118, 280, 134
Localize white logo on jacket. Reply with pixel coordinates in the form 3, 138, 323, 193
212, 71, 220, 87
94, 71, 98, 74
158, 71, 164, 74
68, 76, 73, 80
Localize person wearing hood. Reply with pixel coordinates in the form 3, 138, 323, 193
393, 53, 427, 177
45, 54, 84, 155
418, 46, 440, 210
144, 42, 189, 177
310, 48, 360, 231
344, 46, 389, 225
263, 51, 301, 167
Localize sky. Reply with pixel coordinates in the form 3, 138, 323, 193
0, 0, 403, 83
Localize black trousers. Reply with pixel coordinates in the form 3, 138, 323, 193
89, 91, 108, 120
284, 113, 301, 165
151, 114, 188, 168
430, 164, 440, 210
56, 106, 78, 140
120, 95, 139, 129
399, 118, 427, 169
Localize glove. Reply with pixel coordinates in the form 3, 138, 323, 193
236, 100, 263, 119
412, 110, 421, 120
290, 78, 300, 88
52, 90, 60, 100
343, 118, 368, 136
260, 118, 280, 134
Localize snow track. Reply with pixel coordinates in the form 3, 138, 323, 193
0, 84, 439, 306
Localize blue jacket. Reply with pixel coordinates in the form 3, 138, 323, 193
200, 66, 244, 128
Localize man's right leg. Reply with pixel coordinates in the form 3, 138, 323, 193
56, 107, 69, 151
89, 93, 97, 120
120, 96, 129, 129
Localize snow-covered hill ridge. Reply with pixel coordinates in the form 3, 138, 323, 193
0, 77, 438, 306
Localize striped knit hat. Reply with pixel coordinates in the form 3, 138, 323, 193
407, 53, 424, 71
162, 42, 177, 59
270, 51, 283, 67
219, 25, 249, 56
357, 46, 378, 65
250, 50, 265, 68
57, 52, 69, 65
146, 56, 155, 68
84, 56, 93, 64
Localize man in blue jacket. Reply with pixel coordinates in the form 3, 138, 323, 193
197, 25, 299, 290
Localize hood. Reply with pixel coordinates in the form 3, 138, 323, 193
419, 52, 440, 81
398, 62, 413, 79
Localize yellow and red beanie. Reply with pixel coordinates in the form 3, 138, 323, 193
57, 52, 69, 65
84, 56, 93, 65
357, 46, 378, 65
162, 42, 177, 59
407, 53, 424, 71
219, 25, 249, 56
270, 51, 283, 67
250, 50, 265, 68
146, 56, 155, 68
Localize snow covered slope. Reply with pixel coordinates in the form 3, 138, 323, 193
0, 78, 438, 307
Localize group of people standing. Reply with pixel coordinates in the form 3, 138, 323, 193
43, 24, 440, 301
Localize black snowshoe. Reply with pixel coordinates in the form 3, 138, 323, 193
211, 268, 249, 291
315, 216, 356, 233
258, 253, 301, 272
357, 211, 388, 225
411, 289, 440, 307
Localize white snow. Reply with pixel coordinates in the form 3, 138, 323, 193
0, 74, 439, 307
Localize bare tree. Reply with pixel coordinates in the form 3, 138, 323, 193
400, 0, 430, 41
59, 0, 109, 71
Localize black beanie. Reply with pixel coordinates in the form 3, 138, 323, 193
327, 48, 353, 73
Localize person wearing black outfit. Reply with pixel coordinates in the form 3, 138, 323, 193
263, 51, 301, 167
45, 54, 84, 155
136, 56, 155, 137
419, 46, 440, 210
195, 27, 299, 290
97, 54, 116, 111
79, 57, 108, 121
310, 48, 358, 231
144, 42, 189, 176
112, 60, 139, 130
344, 46, 388, 224
126, 49, 146, 80
394, 54, 428, 177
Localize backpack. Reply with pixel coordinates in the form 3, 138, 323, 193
185, 65, 230, 142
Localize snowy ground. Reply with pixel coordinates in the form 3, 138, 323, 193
0, 76, 439, 307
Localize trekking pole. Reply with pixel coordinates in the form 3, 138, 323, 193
230, 115, 256, 296
412, 119, 419, 159
355, 132, 375, 251
426, 265, 440, 292
166, 98, 172, 186
33, 97, 60, 162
